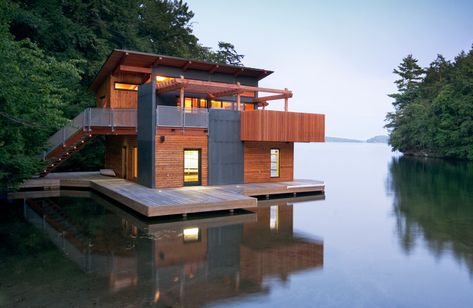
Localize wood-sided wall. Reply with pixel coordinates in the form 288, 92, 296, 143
241, 110, 325, 142
243, 141, 294, 183
95, 73, 144, 109
105, 135, 138, 182
155, 133, 208, 188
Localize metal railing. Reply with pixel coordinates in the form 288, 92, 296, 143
156, 106, 208, 128
45, 108, 136, 157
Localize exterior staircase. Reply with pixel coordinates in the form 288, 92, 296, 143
41, 108, 136, 176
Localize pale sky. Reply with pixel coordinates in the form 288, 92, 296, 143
186, 0, 473, 139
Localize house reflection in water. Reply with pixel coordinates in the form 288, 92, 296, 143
23, 192, 323, 306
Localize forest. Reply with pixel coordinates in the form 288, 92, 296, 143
0, 0, 243, 190
386, 47, 473, 160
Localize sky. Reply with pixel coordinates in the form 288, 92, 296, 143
186, 0, 473, 139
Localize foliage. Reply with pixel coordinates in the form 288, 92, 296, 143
386, 49, 473, 160
0, 0, 243, 190
0, 1, 83, 190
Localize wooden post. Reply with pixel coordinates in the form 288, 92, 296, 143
180, 86, 185, 126
236, 82, 241, 111
284, 88, 288, 112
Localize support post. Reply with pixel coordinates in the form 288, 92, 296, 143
180, 78, 185, 127
88, 108, 92, 131
284, 88, 289, 112
236, 82, 241, 111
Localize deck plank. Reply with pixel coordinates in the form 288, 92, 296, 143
13, 172, 324, 217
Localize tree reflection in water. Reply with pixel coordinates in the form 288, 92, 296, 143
388, 156, 473, 274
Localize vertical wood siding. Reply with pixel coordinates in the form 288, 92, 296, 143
105, 135, 138, 182
155, 134, 208, 188
243, 141, 294, 183
241, 110, 325, 142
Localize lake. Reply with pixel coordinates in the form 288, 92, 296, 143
1, 143, 473, 307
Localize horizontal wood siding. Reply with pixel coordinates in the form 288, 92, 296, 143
155, 134, 208, 188
240, 110, 325, 142
105, 135, 138, 182
244, 141, 293, 183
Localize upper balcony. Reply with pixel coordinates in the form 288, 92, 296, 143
241, 110, 325, 143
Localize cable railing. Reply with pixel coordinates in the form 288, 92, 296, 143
156, 105, 208, 128
45, 108, 137, 157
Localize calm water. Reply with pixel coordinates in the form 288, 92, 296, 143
1, 143, 473, 307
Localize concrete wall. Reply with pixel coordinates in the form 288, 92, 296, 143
208, 110, 244, 185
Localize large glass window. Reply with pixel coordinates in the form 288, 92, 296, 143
270, 149, 280, 178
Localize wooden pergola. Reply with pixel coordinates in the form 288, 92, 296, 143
156, 77, 293, 111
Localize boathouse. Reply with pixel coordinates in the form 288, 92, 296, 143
43, 50, 325, 189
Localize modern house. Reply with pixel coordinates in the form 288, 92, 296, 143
43, 50, 325, 189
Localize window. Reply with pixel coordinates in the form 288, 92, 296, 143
211, 100, 222, 109
244, 103, 255, 111
115, 82, 138, 91
222, 101, 234, 110
133, 147, 138, 178
199, 99, 207, 108
183, 227, 200, 242
184, 149, 201, 185
270, 149, 280, 178
156, 76, 172, 83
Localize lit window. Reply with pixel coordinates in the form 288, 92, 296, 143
184, 97, 193, 109
244, 103, 255, 111
222, 101, 234, 110
156, 76, 172, 83
270, 149, 280, 178
199, 99, 207, 108
211, 100, 222, 109
115, 82, 138, 91
183, 227, 200, 242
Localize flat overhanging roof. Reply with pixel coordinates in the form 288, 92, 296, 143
90, 49, 273, 92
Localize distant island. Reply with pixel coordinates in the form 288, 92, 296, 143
326, 135, 388, 144
366, 135, 389, 143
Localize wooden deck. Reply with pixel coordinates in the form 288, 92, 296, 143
12, 172, 325, 217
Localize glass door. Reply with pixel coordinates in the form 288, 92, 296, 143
184, 149, 201, 186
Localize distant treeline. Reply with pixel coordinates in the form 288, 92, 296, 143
0, 0, 243, 190
386, 47, 473, 160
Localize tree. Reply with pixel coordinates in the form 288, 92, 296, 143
386, 47, 473, 160
0, 1, 83, 190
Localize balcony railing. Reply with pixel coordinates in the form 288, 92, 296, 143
156, 106, 208, 128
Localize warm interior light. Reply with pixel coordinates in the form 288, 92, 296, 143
114, 82, 138, 91
155, 76, 172, 82
183, 227, 199, 242
154, 290, 161, 302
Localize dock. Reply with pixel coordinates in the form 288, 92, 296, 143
12, 172, 325, 217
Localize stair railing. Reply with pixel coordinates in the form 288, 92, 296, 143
44, 108, 137, 158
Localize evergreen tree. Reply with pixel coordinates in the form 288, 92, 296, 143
386, 47, 473, 160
